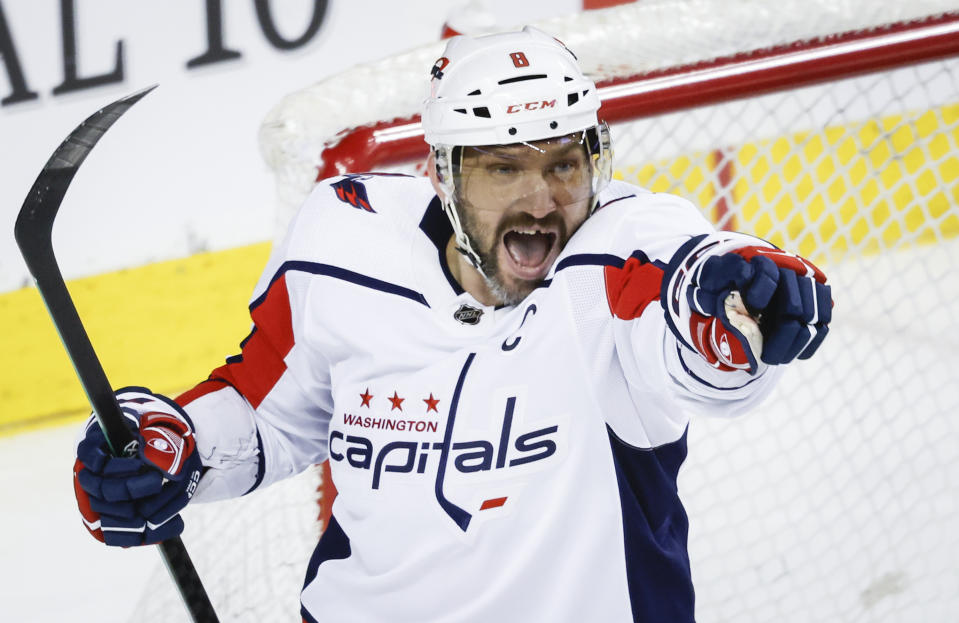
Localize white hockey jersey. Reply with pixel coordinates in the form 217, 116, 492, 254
176, 174, 782, 622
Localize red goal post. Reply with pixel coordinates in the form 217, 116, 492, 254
137, 3, 959, 622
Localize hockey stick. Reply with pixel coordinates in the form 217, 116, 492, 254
14, 86, 220, 623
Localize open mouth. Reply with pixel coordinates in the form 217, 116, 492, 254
501, 227, 560, 280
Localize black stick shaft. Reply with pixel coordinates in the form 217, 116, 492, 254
14, 87, 219, 623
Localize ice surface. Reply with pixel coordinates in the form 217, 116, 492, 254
0, 423, 157, 623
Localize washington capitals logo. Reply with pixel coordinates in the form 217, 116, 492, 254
330, 394, 558, 532
330, 356, 560, 532
332, 175, 375, 212
430, 56, 450, 80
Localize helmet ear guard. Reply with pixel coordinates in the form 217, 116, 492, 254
584, 122, 613, 214
432, 144, 486, 271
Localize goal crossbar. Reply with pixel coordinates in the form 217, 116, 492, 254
316, 13, 959, 181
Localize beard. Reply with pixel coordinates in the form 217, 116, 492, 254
458, 207, 571, 306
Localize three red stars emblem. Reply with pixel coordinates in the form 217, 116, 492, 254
359, 390, 440, 413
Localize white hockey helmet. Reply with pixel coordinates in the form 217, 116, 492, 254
423, 26, 612, 271
424, 26, 603, 146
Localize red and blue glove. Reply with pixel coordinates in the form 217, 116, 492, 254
662, 233, 832, 374
73, 387, 202, 547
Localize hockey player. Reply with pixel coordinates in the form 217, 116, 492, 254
73, 27, 832, 622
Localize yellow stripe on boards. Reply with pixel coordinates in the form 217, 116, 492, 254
614, 103, 959, 265
734, 104, 959, 263
616, 154, 718, 218
0, 242, 271, 436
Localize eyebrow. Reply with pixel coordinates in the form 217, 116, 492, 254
471, 141, 582, 160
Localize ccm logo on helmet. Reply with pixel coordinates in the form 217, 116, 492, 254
507, 99, 556, 114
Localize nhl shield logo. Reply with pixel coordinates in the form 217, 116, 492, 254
453, 304, 483, 325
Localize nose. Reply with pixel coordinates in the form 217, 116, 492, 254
515, 172, 557, 218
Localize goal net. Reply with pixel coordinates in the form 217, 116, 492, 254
138, 1, 959, 621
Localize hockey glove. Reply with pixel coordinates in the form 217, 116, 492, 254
662, 233, 832, 374
73, 387, 202, 547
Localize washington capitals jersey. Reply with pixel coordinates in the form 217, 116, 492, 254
176, 174, 782, 622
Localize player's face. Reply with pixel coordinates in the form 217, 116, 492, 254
455, 134, 593, 305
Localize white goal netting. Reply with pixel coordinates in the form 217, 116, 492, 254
138, 1, 959, 621
629, 65, 959, 621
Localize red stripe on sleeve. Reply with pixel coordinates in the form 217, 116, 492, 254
604, 257, 665, 320
176, 379, 232, 407
178, 275, 296, 410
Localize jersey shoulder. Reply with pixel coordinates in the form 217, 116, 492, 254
275, 173, 435, 276
247, 174, 436, 303
555, 180, 715, 268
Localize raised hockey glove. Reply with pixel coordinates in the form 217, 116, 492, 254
73, 387, 202, 547
662, 233, 832, 374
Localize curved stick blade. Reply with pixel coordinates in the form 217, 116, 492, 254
14, 84, 157, 249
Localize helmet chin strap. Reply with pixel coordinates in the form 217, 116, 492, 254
444, 195, 492, 279
434, 145, 491, 279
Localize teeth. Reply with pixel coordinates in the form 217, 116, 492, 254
512, 228, 549, 235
